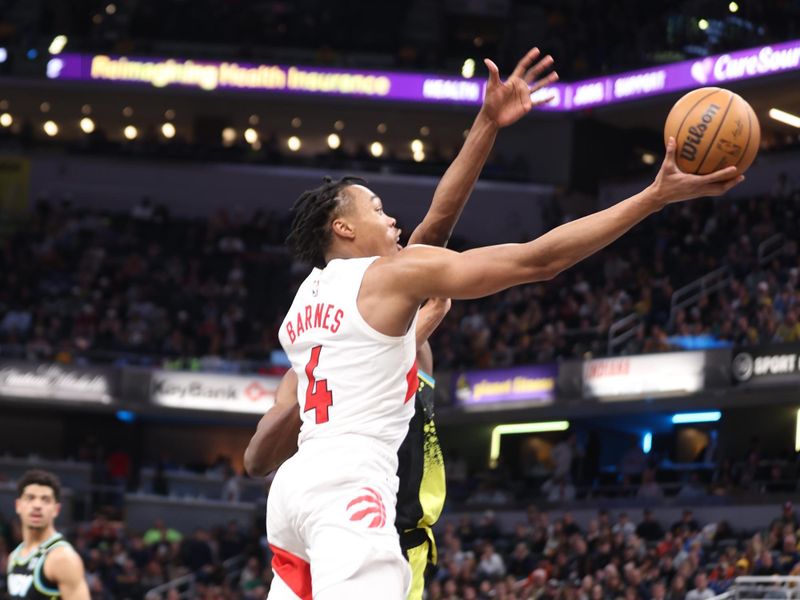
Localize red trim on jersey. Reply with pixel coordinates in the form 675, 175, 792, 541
405, 360, 418, 403
270, 544, 312, 599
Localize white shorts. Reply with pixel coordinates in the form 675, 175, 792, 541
266, 437, 411, 600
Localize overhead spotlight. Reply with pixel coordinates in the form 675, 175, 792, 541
698, 18, 709, 31
123, 125, 138, 140
410, 139, 423, 153
40, 102, 51, 113
0, 100, 8, 110
81, 104, 92, 115
161, 122, 176, 139
0, 113, 12, 128
105, 3, 117, 15
327, 133, 341, 149
728, 1, 739, 12
413, 150, 425, 163
122, 106, 133, 118
769, 108, 800, 128
244, 127, 259, 144
249, 115, 260, 126
80, 117, 95, 134
43, 120, 59, 137
221, 127, 237, 146
462, 58, 476, 79
420, 125, 430, 136
92, 14, 103, 25
334, 120, 345, 131
641, 152, 656, 165
473, 36, 484, 48
0, 48, 8, 64
164, 109, 176, 120
26, 49, 38, 60
370, 142, 384, 157
291, 117, 302, 128
48, 35, 68, 55
251, 139, 262, 151
287, 136, 301, 151
377, 123, 387, 134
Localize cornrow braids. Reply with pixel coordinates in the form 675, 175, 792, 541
286, 175, 368, 268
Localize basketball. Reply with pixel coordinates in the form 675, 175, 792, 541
664, 87, 760, 175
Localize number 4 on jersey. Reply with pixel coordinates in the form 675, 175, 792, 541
304, 345, 333, 424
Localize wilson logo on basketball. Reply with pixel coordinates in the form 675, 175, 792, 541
680, 103, 721, 162
346, 487, 386, 528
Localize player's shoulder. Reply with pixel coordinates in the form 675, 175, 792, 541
44, 541, 83, 578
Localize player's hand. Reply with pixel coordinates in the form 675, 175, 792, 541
481, 47, 559, 128
649, 137, 744, 207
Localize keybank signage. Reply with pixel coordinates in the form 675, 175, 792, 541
732, 344, 800, 386
0, 362, 113, 403
46, 39, 800, 110
150, 370, 279, 414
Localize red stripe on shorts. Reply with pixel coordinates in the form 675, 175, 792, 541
405, 360, 418, 403
269, 544, 312, 600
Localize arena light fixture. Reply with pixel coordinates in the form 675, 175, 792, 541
161, 122, 176, 139
221, 127, 236, 146
769, 108, 800, 128
0, 48, 7, 64
641, 152, 656, 165
244, 127, 259, 144
164, 109, 176, 120
370, 141, 384, 157
698, 19, 709, 31
420, 125, 430, 136
413, 150, 425, 162
43, 120, 58, 136
123, 125, 138, 140
671, 411, 721, 424
0, 113, 12, 128
81, 104, 92, 115
642, 432, 653, 454
410, 139, 423, 153
80, 117, 95, 134
462, 58, 476, 79
377, 123, 387, 134
327, 133, 341, 149
489, 421, 569, 467
728, 1, 739, 13
287, 136, 301, 151
291, 117, 302, 128
106, 4, 117, 15
40, 101, 51, 113
334, 120, 345, 131
48, 35, 68, 55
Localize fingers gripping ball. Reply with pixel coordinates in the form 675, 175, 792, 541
664, 87, 760, 175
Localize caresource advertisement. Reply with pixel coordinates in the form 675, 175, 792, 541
45, 39, 800, 110
454, 365, 556, 408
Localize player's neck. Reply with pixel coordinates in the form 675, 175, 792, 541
23, 526, 57, 551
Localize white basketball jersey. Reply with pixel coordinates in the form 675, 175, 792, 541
279, 257, 418, 454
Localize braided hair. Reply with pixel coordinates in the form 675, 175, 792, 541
286, 175, 368, 268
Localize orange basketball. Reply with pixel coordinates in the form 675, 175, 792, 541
664, 87, 760, 175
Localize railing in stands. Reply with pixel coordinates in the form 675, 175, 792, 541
145, 555, 246, 599
607, 312, 643, 356
668, 265, 732, 329
710, 576, 800, 600
757, 233, 787, 267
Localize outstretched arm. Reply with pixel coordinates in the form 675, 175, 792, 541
363, 138, 744, 334
408, 47, 558, 247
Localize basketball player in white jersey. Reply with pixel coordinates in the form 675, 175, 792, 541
267, 65, 744, 600
6, 470, 89, 600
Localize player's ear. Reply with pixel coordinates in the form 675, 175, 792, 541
331, 217, 356, 240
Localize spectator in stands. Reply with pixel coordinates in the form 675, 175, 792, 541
143, 518, 183, 547
637, 468, 664, 499
686, 572, 715, 600
636, 509, 665, 542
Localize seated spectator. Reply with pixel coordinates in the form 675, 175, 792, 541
636, 509, 664, 542
685, 572, 715, 600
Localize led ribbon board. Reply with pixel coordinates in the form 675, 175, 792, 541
45, 39, 800, 110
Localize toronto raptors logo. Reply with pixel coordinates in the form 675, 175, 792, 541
346, 487, 386, 528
